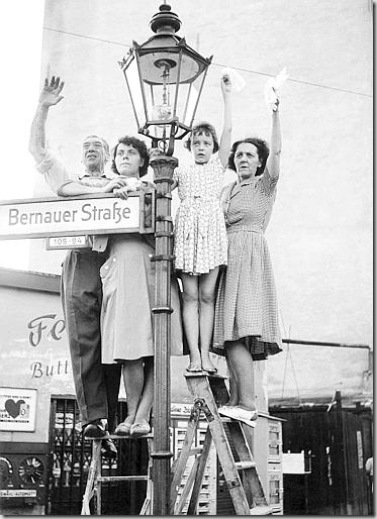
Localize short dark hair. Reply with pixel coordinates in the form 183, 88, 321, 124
228, 138, 270, 177
111, 136, 150, 177
184, 122, 219, 153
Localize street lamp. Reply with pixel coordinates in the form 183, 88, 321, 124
119, 2, 212, 155
119, 3, 212, 515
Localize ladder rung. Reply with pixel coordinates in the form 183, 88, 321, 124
189, 447, 202, 456
249, 505, 273, 515
108, 433, 154, 440
235, 461, 256, 470
98, 475, 149, 483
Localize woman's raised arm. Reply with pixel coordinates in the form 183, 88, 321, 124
266, 98, 282, 179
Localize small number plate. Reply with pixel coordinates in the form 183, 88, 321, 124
46, 236, 91, 250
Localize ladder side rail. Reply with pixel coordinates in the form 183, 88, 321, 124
94, 440, 102, 515
170, 406, 201, 506
240, 422, 254, 453
81, 440, 102, 515
174, 456, 200, 515
187, 427, 213, 515
145, 437, 153, 514
171, 455, 180, 476
172, 446, 202, 476
140, 498, 152, 515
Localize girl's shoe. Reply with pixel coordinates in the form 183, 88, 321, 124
202, 366, 218, 375
186, 362, 202, 373
130, 420, 151, 437
201, 356, 218, 375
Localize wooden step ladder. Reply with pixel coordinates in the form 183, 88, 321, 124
170, 372, 273, 515
81, 433, 154, 515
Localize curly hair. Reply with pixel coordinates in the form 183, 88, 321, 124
111, 136, 150, 177
228, 138, 270, 177
184, 122, 219, 154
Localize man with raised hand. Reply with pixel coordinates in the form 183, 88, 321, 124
29, 76, 122, 458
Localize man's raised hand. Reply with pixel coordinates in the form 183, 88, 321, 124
39, 76, 65, 107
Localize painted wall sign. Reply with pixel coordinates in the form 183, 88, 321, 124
0, 388, 37, 432
0, 280, 75, 443
0, 191, 154, 240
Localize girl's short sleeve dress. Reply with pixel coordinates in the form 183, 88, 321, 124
213, 169, 282, 360
173, 156, 228, 275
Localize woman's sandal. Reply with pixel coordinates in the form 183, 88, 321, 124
130, 420, 151, 437
115, 416, 134, 436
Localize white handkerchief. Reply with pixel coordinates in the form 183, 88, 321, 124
221, 67, 246, 93
264, 67, 289, 111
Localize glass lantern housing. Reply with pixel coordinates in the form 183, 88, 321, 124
119, 3, 212, 154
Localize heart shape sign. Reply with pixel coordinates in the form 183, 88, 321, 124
5, 399, 25, 419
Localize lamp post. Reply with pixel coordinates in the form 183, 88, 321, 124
119, 4, 212, 514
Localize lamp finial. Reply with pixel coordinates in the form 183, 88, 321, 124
150, 3, 181, 33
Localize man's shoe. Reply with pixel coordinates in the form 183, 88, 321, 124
101, 438, 117, 459
83, 418, 108, 438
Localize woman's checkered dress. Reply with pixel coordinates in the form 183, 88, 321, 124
212, 168, 282, 359
173, 156, 228, 275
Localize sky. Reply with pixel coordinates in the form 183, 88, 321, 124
0, 1, 45, 268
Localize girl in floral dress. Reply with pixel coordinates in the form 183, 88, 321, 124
172, 75, 232, 373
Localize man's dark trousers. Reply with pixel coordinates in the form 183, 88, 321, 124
61, 249, 121, 431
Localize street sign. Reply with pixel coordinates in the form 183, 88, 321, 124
0, 191, 154, 240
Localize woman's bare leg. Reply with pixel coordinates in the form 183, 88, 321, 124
225, 340, 256, 411
133, 357, 154, 423
120, 359, 144, 427
226, 354, 239, 406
